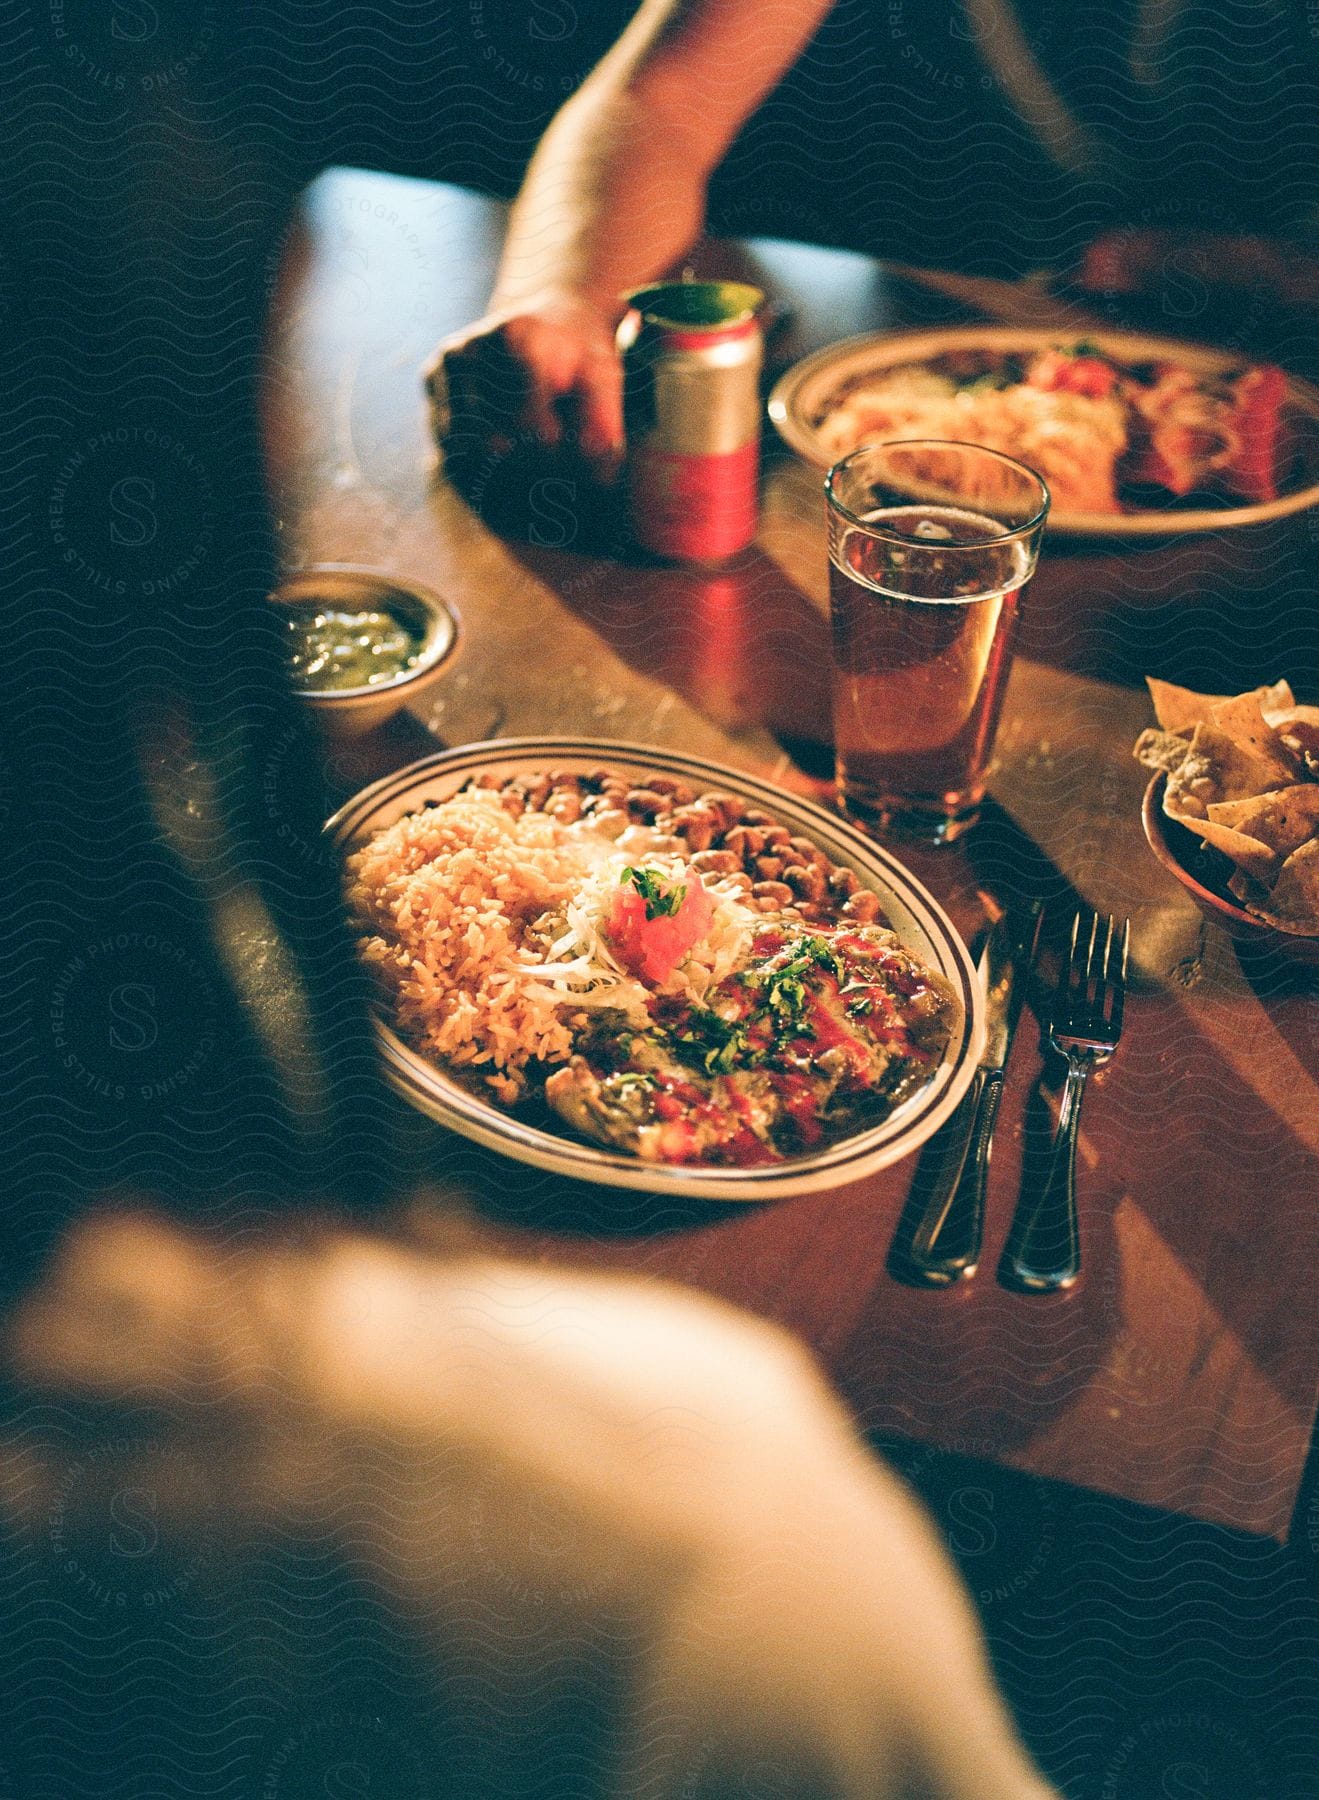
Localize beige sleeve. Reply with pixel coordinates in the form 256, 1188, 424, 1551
3, 1208, 1057, 1800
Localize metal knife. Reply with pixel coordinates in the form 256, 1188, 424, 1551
906, 901, 1043, 1286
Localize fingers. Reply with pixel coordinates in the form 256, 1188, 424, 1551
427, 305, 623, 476
573, 341, 625, 470
435, 333, 526, 464
516, 359, 566, 450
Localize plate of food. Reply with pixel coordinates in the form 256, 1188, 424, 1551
1134, 676, 1319, 964
768, 325, 1319, 536
329, 740, 985, 1198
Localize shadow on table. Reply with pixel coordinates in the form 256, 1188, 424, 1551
432, 1130, 748, 1241
507, 533, 837, 753
1018, 519, 1319, 692
1231, 934, 1319, 1013
873, 1424, 1319, 1800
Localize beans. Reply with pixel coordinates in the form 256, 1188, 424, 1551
696, 792, 743, 834
691, 849, 740, 875
789, 834, 831, 869
473, 764, 876, 931
672, 805, 719, 853
785, 864, 827, 904
722, 824, 765, 861
626, 787, 666, 820
842, 889, 883, 924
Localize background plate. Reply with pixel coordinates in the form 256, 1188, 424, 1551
329, 740, 986, 1200
768, 324, 1319, 537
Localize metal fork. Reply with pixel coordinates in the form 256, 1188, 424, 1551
1000, 911, 1130, 1294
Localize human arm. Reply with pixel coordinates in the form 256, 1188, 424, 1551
428, 0, 833, 470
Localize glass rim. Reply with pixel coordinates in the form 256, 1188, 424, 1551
824, 438, 1052, 547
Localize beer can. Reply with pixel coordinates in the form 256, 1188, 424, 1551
619, 280, 764, 562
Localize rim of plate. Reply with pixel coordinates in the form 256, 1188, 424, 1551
768, 324, 1319, 538
328, 739, 986, 1200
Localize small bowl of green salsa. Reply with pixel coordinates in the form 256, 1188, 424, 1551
271, 567, 459, 736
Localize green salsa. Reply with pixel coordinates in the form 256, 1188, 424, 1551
284, 604, 425, 692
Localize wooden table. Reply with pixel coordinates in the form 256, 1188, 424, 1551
265, 166, 1319, 1545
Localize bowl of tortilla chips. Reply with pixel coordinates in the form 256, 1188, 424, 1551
1135, 676, 1319, 964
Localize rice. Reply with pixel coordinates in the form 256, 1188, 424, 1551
344, 788, 757, 1103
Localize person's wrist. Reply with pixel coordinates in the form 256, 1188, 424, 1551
487, 285, 621, 332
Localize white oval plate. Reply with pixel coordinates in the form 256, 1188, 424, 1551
768, 324, 1319, 537
329, 740, 986, 1201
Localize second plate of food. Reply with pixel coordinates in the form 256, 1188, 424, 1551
768, 324, 1319, 536
329, 740, 984, 1200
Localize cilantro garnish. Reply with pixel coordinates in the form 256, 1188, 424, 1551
743, 936, 842, 1009
659, 935, 850, 1078
620, 865, 687, 920
672, 1007, 750, 1076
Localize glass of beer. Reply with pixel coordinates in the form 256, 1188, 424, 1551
825, 439, 1049, 844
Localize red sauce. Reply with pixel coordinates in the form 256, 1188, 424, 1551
655, 1118, 699, 1161
654, 1074, 778, 1166
719, 1123, 779, 1167
768, 1070, 824, 1146
801, 991, 870, 1077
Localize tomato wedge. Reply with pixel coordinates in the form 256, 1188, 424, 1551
1027, 349, 1119, 399
606, 871, 714, 986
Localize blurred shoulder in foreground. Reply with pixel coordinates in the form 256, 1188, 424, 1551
1, 1203, 1057, 1800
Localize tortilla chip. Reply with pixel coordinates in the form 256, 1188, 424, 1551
1257, 681, 1298, 726
1270, 704, 1319, 734
1166, 721, 1298, 819
1208, 692, 1302, 784
1145, 677, 1226, 734
1207, 785, 1319, 859
1251, 839, 1319, 933
1133, 727, 1195, 776
1180, 817, 1278, 882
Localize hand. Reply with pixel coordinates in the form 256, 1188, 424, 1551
1076, 230, 1319, 308
425, 292, 625, 479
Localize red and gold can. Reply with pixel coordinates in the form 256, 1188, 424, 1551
619, 280, 764, 562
